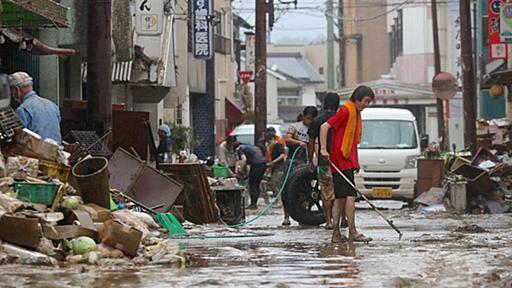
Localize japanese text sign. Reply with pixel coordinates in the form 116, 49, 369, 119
193, 0, 213, 60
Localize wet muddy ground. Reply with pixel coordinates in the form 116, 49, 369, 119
1, 205, 512, 287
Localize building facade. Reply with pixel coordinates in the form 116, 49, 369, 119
342, 0, 391, 86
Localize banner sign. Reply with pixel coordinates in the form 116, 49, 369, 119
500, 2, 512, 42
244, 33, 256, 73
192, 0, 213, 59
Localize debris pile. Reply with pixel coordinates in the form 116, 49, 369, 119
0, 130, 186, 267
417, 118, 512, 214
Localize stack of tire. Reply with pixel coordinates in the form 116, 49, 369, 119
282, 164, 325, 226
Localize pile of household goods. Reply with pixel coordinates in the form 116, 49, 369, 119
416, 118, 512, 214
0, 129, 185, 267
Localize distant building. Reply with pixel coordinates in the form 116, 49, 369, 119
267, 53, 324, 122
267, 43, 340, 92
342, 0, 391, 85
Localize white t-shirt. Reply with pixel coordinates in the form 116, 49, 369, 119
287, 121, 310, 143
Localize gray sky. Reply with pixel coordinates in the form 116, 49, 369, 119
233, 0, 329, 44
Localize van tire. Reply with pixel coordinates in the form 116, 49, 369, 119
283, 164, 326, 226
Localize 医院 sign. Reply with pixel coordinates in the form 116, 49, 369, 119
193, 0, 213, 59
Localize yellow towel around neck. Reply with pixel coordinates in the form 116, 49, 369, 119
341, 100, 362, 158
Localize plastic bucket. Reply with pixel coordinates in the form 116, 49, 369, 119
72, 157, 110, 209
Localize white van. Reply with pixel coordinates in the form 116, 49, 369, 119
355, 108, 421, 201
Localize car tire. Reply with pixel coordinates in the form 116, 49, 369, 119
283, 164, 326, 226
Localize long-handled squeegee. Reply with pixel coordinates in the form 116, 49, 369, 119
330, 161, 403, 240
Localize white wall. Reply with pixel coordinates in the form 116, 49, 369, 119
302, 85, 317, 106
403, 6, 432, 55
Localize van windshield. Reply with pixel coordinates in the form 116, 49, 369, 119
359, 120, 417, 149
236, 134, 255, 145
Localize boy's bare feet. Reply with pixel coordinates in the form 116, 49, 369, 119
331, 229, 348, 243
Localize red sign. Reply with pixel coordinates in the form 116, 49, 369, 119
489, 0, 508, 59
239, 71, 253, 85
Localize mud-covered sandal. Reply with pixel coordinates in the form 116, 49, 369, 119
349, 233, 373, 243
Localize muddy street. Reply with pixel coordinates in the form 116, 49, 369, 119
1, 206, 512, 288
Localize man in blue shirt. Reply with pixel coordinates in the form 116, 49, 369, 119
236, 142, 267, 210
9, 72, 62, 143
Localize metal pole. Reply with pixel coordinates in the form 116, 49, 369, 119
459, 0, 477, 154
87, 0, 112, 133
327, 0, 335, 90
254, 0, 267, 144
431, 0, 446, 151
338, 0, 345, 87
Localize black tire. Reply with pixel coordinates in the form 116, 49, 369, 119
283, 164, 326, 226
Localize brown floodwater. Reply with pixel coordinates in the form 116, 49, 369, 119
1, 207, 512, 287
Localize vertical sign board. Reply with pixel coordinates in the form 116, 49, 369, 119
448, 1, 462, 85
489, 0, 507, 59
135, 0, 164, 36
500, 3, 512, 42
245, 33, 256, 74
193, 0, 213, 60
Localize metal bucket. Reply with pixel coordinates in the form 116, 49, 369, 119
449, 181, 467, 213
72, 157, 110, 209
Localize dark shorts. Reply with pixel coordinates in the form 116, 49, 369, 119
332, 169, 357, 198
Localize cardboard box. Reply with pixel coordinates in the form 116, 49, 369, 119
7, 156, 39, 179
14, 128, 60, 162
42, 225, 97, 240
0, 214, 40, 249
76, 203, 112, 223
99, 220, 142, 257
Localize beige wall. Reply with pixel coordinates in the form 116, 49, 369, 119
343, 0, 390, 86
304, 44, 339, 91
167, 0, 189, 109
214, 0, 236, 137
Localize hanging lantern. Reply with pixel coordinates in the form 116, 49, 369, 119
490, 84, 504, 98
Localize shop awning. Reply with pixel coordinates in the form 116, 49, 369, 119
0, 0, 71, 28
1, 28, 75, 56
225, 96, 245, 126
490, 70, 512, 84
82, 61, 133, 84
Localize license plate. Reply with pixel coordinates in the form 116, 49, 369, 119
372, 187, 393, 198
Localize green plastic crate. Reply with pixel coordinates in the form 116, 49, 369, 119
213, 164, 229, 178
14, 182, 59, 205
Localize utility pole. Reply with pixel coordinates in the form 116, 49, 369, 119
338, 0, 345, 88
459, 0, 477, 154
87, 0, 112, 133
327, 0, 335, 90
431, 0, 446, 150
254, 0, 267, 144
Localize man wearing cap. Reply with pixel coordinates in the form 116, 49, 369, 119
9, 71, 62, 143
265, 127, 286, 160
157, 124, 172, 163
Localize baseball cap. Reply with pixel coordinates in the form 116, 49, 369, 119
8, 71, 33, 87
265, 127, 276, 135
